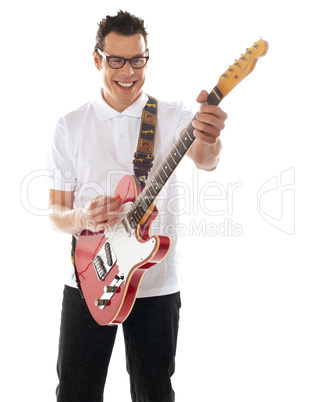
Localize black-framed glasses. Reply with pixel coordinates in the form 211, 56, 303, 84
97, 48, 149, 69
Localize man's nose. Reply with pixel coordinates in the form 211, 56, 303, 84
120, 60, 134, 75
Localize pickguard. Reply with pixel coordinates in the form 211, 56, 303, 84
104, 202, 157, 277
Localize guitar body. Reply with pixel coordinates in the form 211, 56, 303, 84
75, 175, 171, 325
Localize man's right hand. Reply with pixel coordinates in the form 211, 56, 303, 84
48, 190, 123, 235
76, 195, 123, 232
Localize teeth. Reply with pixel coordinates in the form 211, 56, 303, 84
117, 82, 133, 87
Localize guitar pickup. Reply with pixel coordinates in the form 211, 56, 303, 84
93, 240, 117, 281
105, 242, 113, 266
93, 255, 107, 281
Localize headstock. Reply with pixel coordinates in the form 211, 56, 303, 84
217, 39, 269, 98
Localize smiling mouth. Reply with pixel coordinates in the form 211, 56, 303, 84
116, 81, 135, 88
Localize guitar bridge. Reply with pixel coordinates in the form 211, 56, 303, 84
95, 273, 125, 310
93, 240, 117, 281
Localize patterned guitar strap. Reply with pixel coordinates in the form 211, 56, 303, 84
133, 95, 158, 185
71, 95, 158, 296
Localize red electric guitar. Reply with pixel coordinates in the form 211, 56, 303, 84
75, 39, 269, 325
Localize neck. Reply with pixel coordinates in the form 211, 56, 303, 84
102, 88, 143, 113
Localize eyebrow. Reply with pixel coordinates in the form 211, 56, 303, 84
102, 50, 148, 58
110, 54, 144, 58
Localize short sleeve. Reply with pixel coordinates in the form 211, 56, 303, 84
46, 118, 76, 191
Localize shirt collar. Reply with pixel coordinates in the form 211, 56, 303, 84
93, 89, 148, 121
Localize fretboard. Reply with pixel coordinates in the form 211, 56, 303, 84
127, 86, 223, 229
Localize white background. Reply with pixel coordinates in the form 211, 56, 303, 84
1, 0, 315, 401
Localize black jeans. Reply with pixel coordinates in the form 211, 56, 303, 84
56, 286, 181, 401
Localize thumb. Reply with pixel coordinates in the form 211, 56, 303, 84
196, 90, 208, 104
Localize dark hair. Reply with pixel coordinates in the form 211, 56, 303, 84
95, 10, 148, 52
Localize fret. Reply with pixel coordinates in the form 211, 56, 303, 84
166, 154, 176, 171
174, 143, 183, 158
178, 138, 189, 155
137, 205, 143, 218
145, 191, 154, 203
144, 186, 155, 202
179, 136, 188, 150
145, 185, 156, 200
206, 87, 222, 106
128, 212, 135, 223
163, 167, 169, 183
181, 130, 190, 142
147, 185, 157, 197
133, 208, 140, 227
150, 180, 162, 197
170, 153, 176, 164
151, 180, 162, 194
136, 202, 143, 214
171, 150, 181, 165
150, 178, 158, 193
161, 163, 170, 177
159, 166, 169, 182
185, 127, 195, 142
140, 194, 151, 209
156, 169, 165, 185
165, 158, 172, 171
142, 194, 149, 205
133, 208, 141, 222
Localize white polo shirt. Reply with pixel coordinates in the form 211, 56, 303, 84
47, 90, 193, 297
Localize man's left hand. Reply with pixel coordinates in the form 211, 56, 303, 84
192, 90, 228, 144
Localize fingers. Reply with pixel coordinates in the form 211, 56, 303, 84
193, 91, 228, 144
82, 195, 123, 232
196, 90, 209, 104
86, 195, 122, 216
198, 103, 228, 120
192, 107, 227, 143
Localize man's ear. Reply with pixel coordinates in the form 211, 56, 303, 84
93, 51, 101, 71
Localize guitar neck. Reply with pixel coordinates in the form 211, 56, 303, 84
127, 87, 223, 228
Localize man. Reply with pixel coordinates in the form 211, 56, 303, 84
48, 10, 227, 402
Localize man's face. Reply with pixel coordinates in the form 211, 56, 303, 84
93, 32, 147, 112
